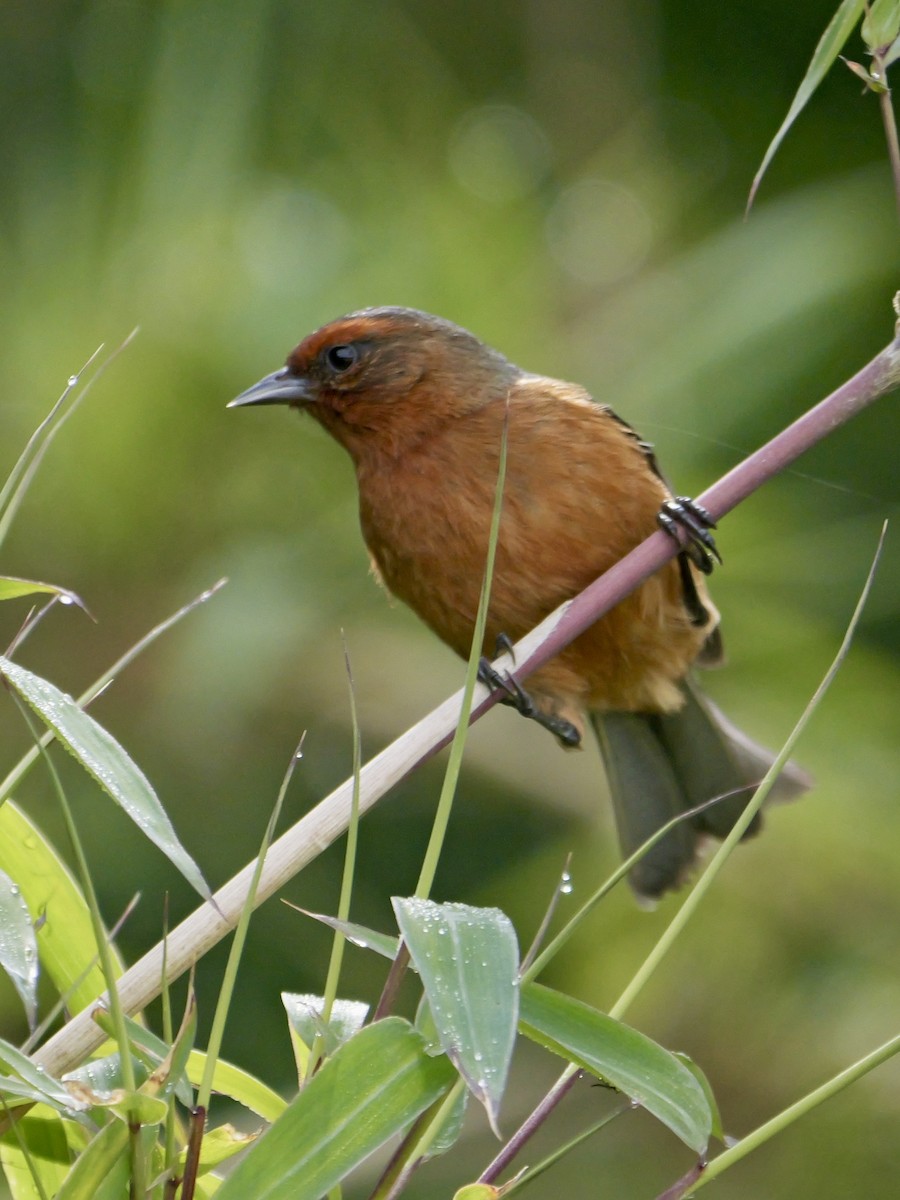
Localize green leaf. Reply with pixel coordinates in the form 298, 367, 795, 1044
0, 867, 38, 1030
216, 1018, 455, 1200
861, 0, 900, 49
0, 657, 211, 902
0, 1105, 76, 1200
519, 983, 712, 1153
0, 577, 84, 607
294, 908, 400, 960
883, 30, 900, 66
748, 0, 866, 209
93, 1011, 193, 1108
186, 1051, 286, 1123
282, 993, 369, 1055
419, 1082, 468, 1161
0, 1037, 75, 1111
61, 1052, 149, 1105
674, 1052, 726, 1145
179, 1123, 258, 1172
393, 898, 518, 1134
54, 1121, 132, 1200
0, 800, 117, 1013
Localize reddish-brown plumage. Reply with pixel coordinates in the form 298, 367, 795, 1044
232, 307, 808, 896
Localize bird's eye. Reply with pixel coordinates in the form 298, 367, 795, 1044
325, 344, 358, 372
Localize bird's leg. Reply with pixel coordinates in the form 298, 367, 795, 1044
477, 655, 582, 749
657, 497, 721, 574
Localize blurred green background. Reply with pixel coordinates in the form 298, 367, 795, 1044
1, 1, 899, 1196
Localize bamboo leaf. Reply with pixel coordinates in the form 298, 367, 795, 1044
748, 0, 866, 209
394, 898, 518, 1135
519, 983, 712, 1153
0, 867, 38, 1030
0, 577, 84, 609
0, 657, 210, 902
0, 801, 114, 1014
215, 1018, 455, 1200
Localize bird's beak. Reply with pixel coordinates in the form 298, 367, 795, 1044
228, 368, 314, 409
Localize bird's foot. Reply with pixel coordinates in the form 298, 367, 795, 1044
658, 497, 721, 574
477, 657, 582, 748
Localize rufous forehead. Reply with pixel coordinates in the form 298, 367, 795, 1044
289, 315, 398, 368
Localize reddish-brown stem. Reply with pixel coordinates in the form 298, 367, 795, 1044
479, 1067, 583, 1185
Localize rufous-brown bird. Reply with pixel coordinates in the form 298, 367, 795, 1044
231, 307, 808, 897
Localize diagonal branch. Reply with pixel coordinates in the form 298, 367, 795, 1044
32, 318, 900, 1079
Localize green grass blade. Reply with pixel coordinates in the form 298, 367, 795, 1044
0, 867, 38, 1029
196, 738, 302, 1110
215, 1019, 455, 1200
693, 1029, 900, 1190
610, 521, 887, 1024
0, 579, 226, 811
748, 0, 866, 210
0, 801, 115, 1015
414, 407, 509, 900
519, 983, 712, 1153
0, 656, 211, 903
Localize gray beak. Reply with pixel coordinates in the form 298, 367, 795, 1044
228, 368, 314, 408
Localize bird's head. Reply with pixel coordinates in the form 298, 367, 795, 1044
230, 307, 520, 462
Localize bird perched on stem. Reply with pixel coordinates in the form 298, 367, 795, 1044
231, 307, 809, 897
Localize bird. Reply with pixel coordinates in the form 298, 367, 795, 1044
230, 306, 809, 897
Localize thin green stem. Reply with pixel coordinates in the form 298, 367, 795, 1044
610, 521, 886, 1022
10, 695, 136, 1097
0, 578, 226, 808
196, 737, 301, 1110
502, 1102, 631, 1195
371, 1079, 467, 1200
309, 643, 362, 1075
692, 1029, 900, 1191
414, 406, 509, 900
520, 791, 748, 986
0, 332, 137, 553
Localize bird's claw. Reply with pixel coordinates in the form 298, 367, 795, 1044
658, 497, 721, 575
477, 657, 582, 749
493, 631, 516, 663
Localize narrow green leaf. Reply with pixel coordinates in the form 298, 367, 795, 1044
186, 1051, 286, 1123
418, 1083, 468, 1161
519, 983, 712, 1153
394, 898, 518, 1134
674, 1052, 726, 1145
0, 1037, 74, 1111
178, 1123, 258, 1172
216, 1018, 455, 1200
293, 908, 399, 960
0, 1105, 74, 1200
0, 577, 84, 608
0, 867, 38, 1029
0, 657, 210, 902
748, 0, 866, 209
53, 1121, 130, 1200
0, 800, 117, 1014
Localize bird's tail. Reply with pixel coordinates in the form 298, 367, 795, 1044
590, 679, 811, 899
